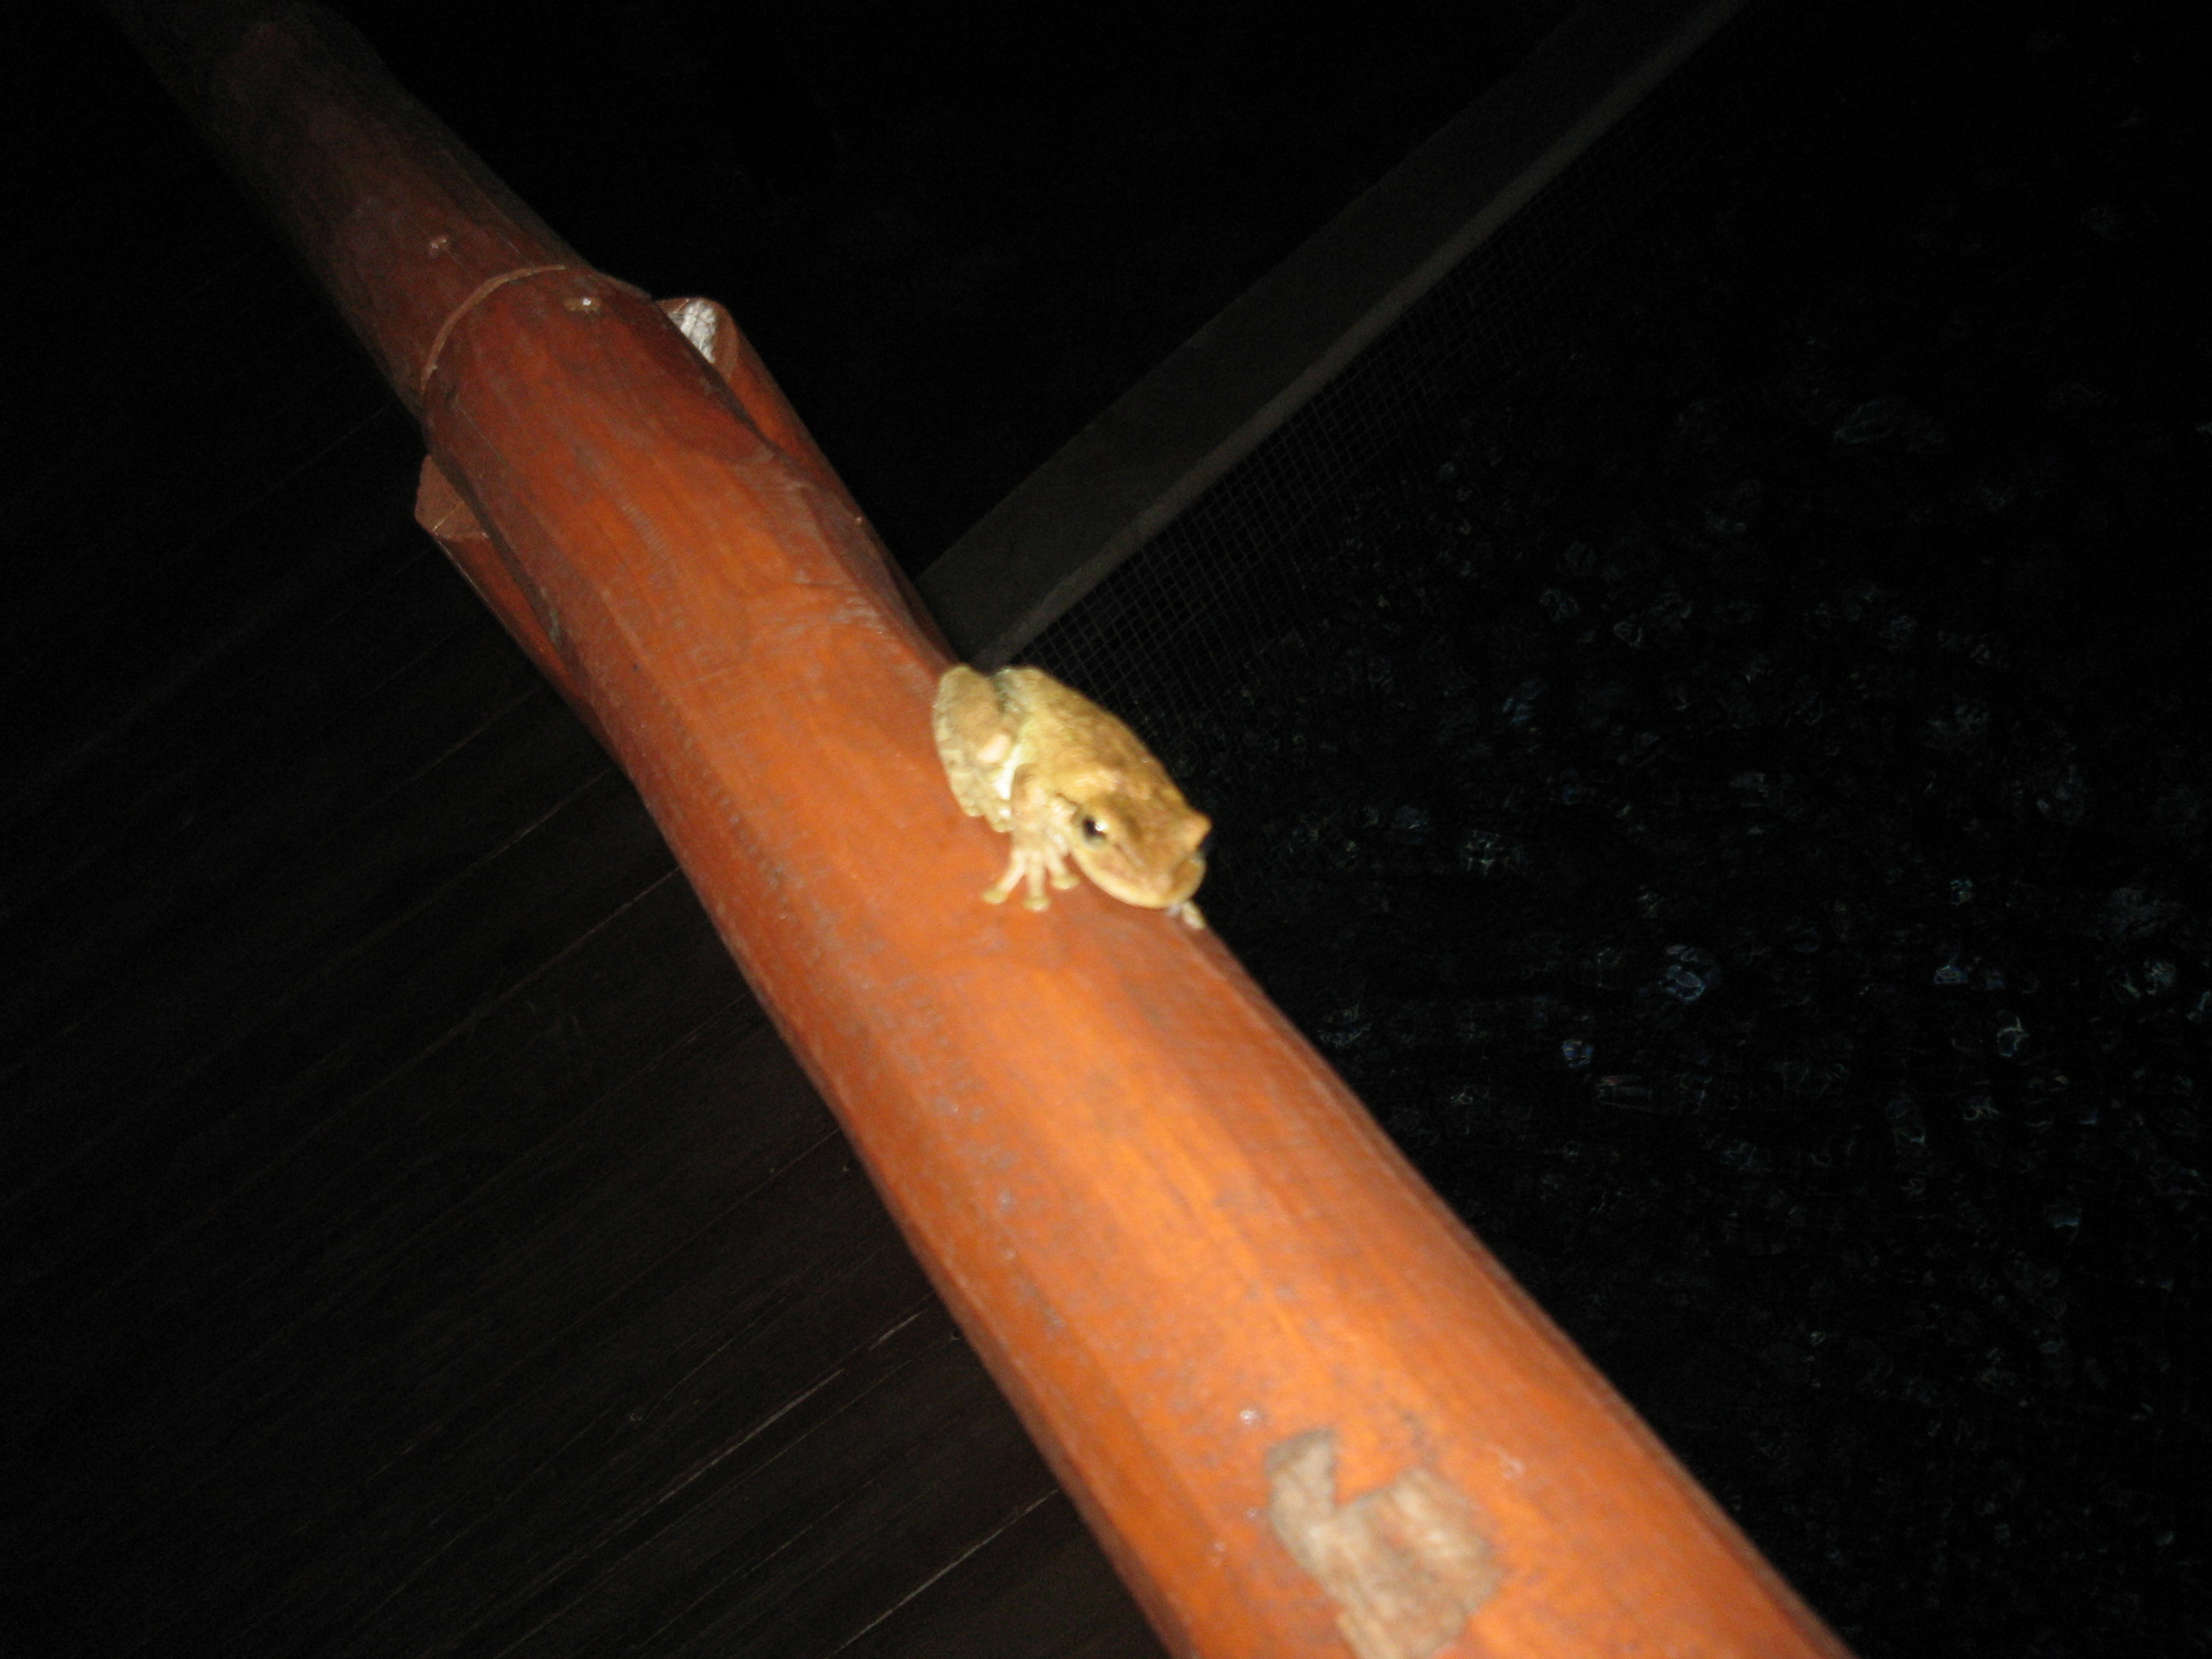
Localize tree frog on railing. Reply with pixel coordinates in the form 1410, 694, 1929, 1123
933, 666, 1209, 928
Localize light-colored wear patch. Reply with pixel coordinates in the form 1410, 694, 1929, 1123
667, 294, 721, 360
1266, 1429, 1500, 1659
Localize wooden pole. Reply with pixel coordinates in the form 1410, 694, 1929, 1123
102, 5, 1854, 1655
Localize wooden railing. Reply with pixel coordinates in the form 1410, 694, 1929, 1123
103, 3, 1853, 1655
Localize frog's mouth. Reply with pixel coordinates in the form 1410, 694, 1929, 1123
1081, 851, 1206, 911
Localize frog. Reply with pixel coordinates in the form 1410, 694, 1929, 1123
933, 665, 1209, 928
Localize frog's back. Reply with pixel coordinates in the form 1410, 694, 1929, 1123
998, 667, 1152, 774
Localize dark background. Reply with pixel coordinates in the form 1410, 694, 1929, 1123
1118, 3, 2210, 1650
5, 0, 2205, 1655
278, 0, 1569, 566
1155, 2, 2212, 1646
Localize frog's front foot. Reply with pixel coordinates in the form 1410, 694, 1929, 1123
981, 841, 1079, 912
983, 847, 1051, 911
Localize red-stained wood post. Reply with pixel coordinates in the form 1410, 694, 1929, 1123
103, 4, 1855, 1656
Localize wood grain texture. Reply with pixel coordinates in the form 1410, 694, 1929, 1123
95, 2, 1858, 1654
9, 14, 1164, 1654
426, 263, 1845, 1659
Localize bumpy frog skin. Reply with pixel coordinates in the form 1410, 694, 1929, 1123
933, 666, 1209, 928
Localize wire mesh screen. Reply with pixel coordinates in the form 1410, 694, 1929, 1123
993, 0, 2211, 1646
1022, 0, 1800, 780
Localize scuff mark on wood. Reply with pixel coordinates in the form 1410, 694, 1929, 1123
1266, 1428, 1500, 1659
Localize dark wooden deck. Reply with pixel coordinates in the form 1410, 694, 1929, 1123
2, 19, 1163, 1658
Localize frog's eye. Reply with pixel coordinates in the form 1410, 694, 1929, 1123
1080, 816, 1108, 843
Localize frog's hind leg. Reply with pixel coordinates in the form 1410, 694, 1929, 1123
934, 666, 1017, 823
